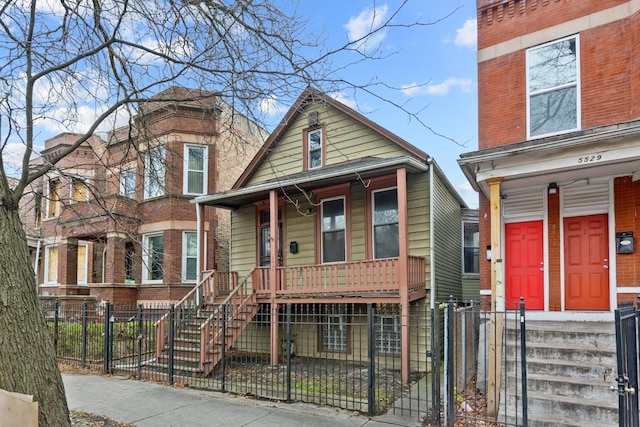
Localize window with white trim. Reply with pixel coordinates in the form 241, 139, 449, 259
143, 233, 164, 283
463, 221, 479, 275
527, 35, 579, 138
120, 169, 136, 199
372, 188, 399, 258
144, 146, 165, 199
77, 242, 88, 285
182, 231, 198, 282
376, 315, 400, 354
44, 245, 58, 284
183, 145, 208, 195
321, 197, 346, 263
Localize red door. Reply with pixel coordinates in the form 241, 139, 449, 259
564, 214, 609, 310
505, 221, 544, 310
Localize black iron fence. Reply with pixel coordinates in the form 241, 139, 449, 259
43, 298, 528, 426
614, 300, 640, 427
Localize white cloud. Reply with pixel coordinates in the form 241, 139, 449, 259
258, 95, 287, 116
456, 181, 478, 208
455, 18, 477, 49
344, 5, 389, 52
329, 92, 358, 110
401, 78, 473, 97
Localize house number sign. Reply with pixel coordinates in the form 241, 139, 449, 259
577, 154, 602, 164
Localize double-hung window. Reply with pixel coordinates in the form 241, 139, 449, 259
463, 221, 480, 275
182, 231, 198, 282
306, 128, 323, 169
144, 146, 166, 199
372, 188, 399, 258
321, 197, 346, 263
120, 169, 136, 199
527, 35, 580, 138
143, 233, 164, 283
184, 145, 207, 195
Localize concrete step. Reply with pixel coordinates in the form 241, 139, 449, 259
526, 372, 615, 400
503, 390, 618, 426
505, 341, 616, 365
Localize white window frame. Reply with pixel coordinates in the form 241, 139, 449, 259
321, 196, 346, 263
182, 231, 198, 283
372, 187, 399, 259
142, 233, 164, 284
44, 245, 59, 285
462, 221, 480, 276
526, 34, 581, 139
77, 242, 89, 285
376, 315, 401, 354
307, 128, 323, 169
183, 145, 208, 195
120, 169, 136, 199
144, 146, 166, 199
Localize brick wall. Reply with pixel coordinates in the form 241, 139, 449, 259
614, 176, 640, 288
478, 0, 640, 149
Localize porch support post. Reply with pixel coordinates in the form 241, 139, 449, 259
269, 189, 279, 366
397, 168, 410, 383
486, 177, 504, 418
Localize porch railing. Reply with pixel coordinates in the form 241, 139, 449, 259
252, 256, 426, 297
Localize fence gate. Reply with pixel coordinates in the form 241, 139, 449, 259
614, 302, 639, 427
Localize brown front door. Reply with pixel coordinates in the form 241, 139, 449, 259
505, 221, 544, 310
564, 214, 609, 310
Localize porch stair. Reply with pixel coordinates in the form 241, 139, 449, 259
500, 321, 618, 427
150, 295, 259, 379
147, 271, 258, 381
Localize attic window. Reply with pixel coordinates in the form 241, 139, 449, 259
305, 126, 324, 170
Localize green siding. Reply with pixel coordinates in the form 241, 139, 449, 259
230, 205, 257, 279
246, 100, 411, 187
432, 167, 463, 302
284, 198, 316, 266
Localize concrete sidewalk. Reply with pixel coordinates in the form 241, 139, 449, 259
63, 374, 422, 427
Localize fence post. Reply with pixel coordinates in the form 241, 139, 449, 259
445, 296, 454, 427
168, 304, 175, 385
81, 300, 88, 368
286, 303, 292, 403
53, 300, 59, 355
519, 297, 528, 426
103, 301, 111, 374
221, 304, 227, 392
431, 306, 441, 426
367, 303, 376, 416
137, 304, 143, 378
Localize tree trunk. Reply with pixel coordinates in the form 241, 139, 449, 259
0, 204, 70, 426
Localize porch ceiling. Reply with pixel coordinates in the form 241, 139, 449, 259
192, 156, 429, 209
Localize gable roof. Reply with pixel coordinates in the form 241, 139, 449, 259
233, 87, 429, 189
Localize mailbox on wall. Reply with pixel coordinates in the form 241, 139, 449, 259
616, 231, 634, 254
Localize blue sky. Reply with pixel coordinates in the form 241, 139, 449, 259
6, 1, 479, 207
289, 1, 480, 208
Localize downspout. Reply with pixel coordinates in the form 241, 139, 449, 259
34, 239, 42, 291
195, 202, 202, 306
427, 157, 435, 310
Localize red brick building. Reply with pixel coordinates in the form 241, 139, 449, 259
33, 88, 263, 304
459, 0, 640, 319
